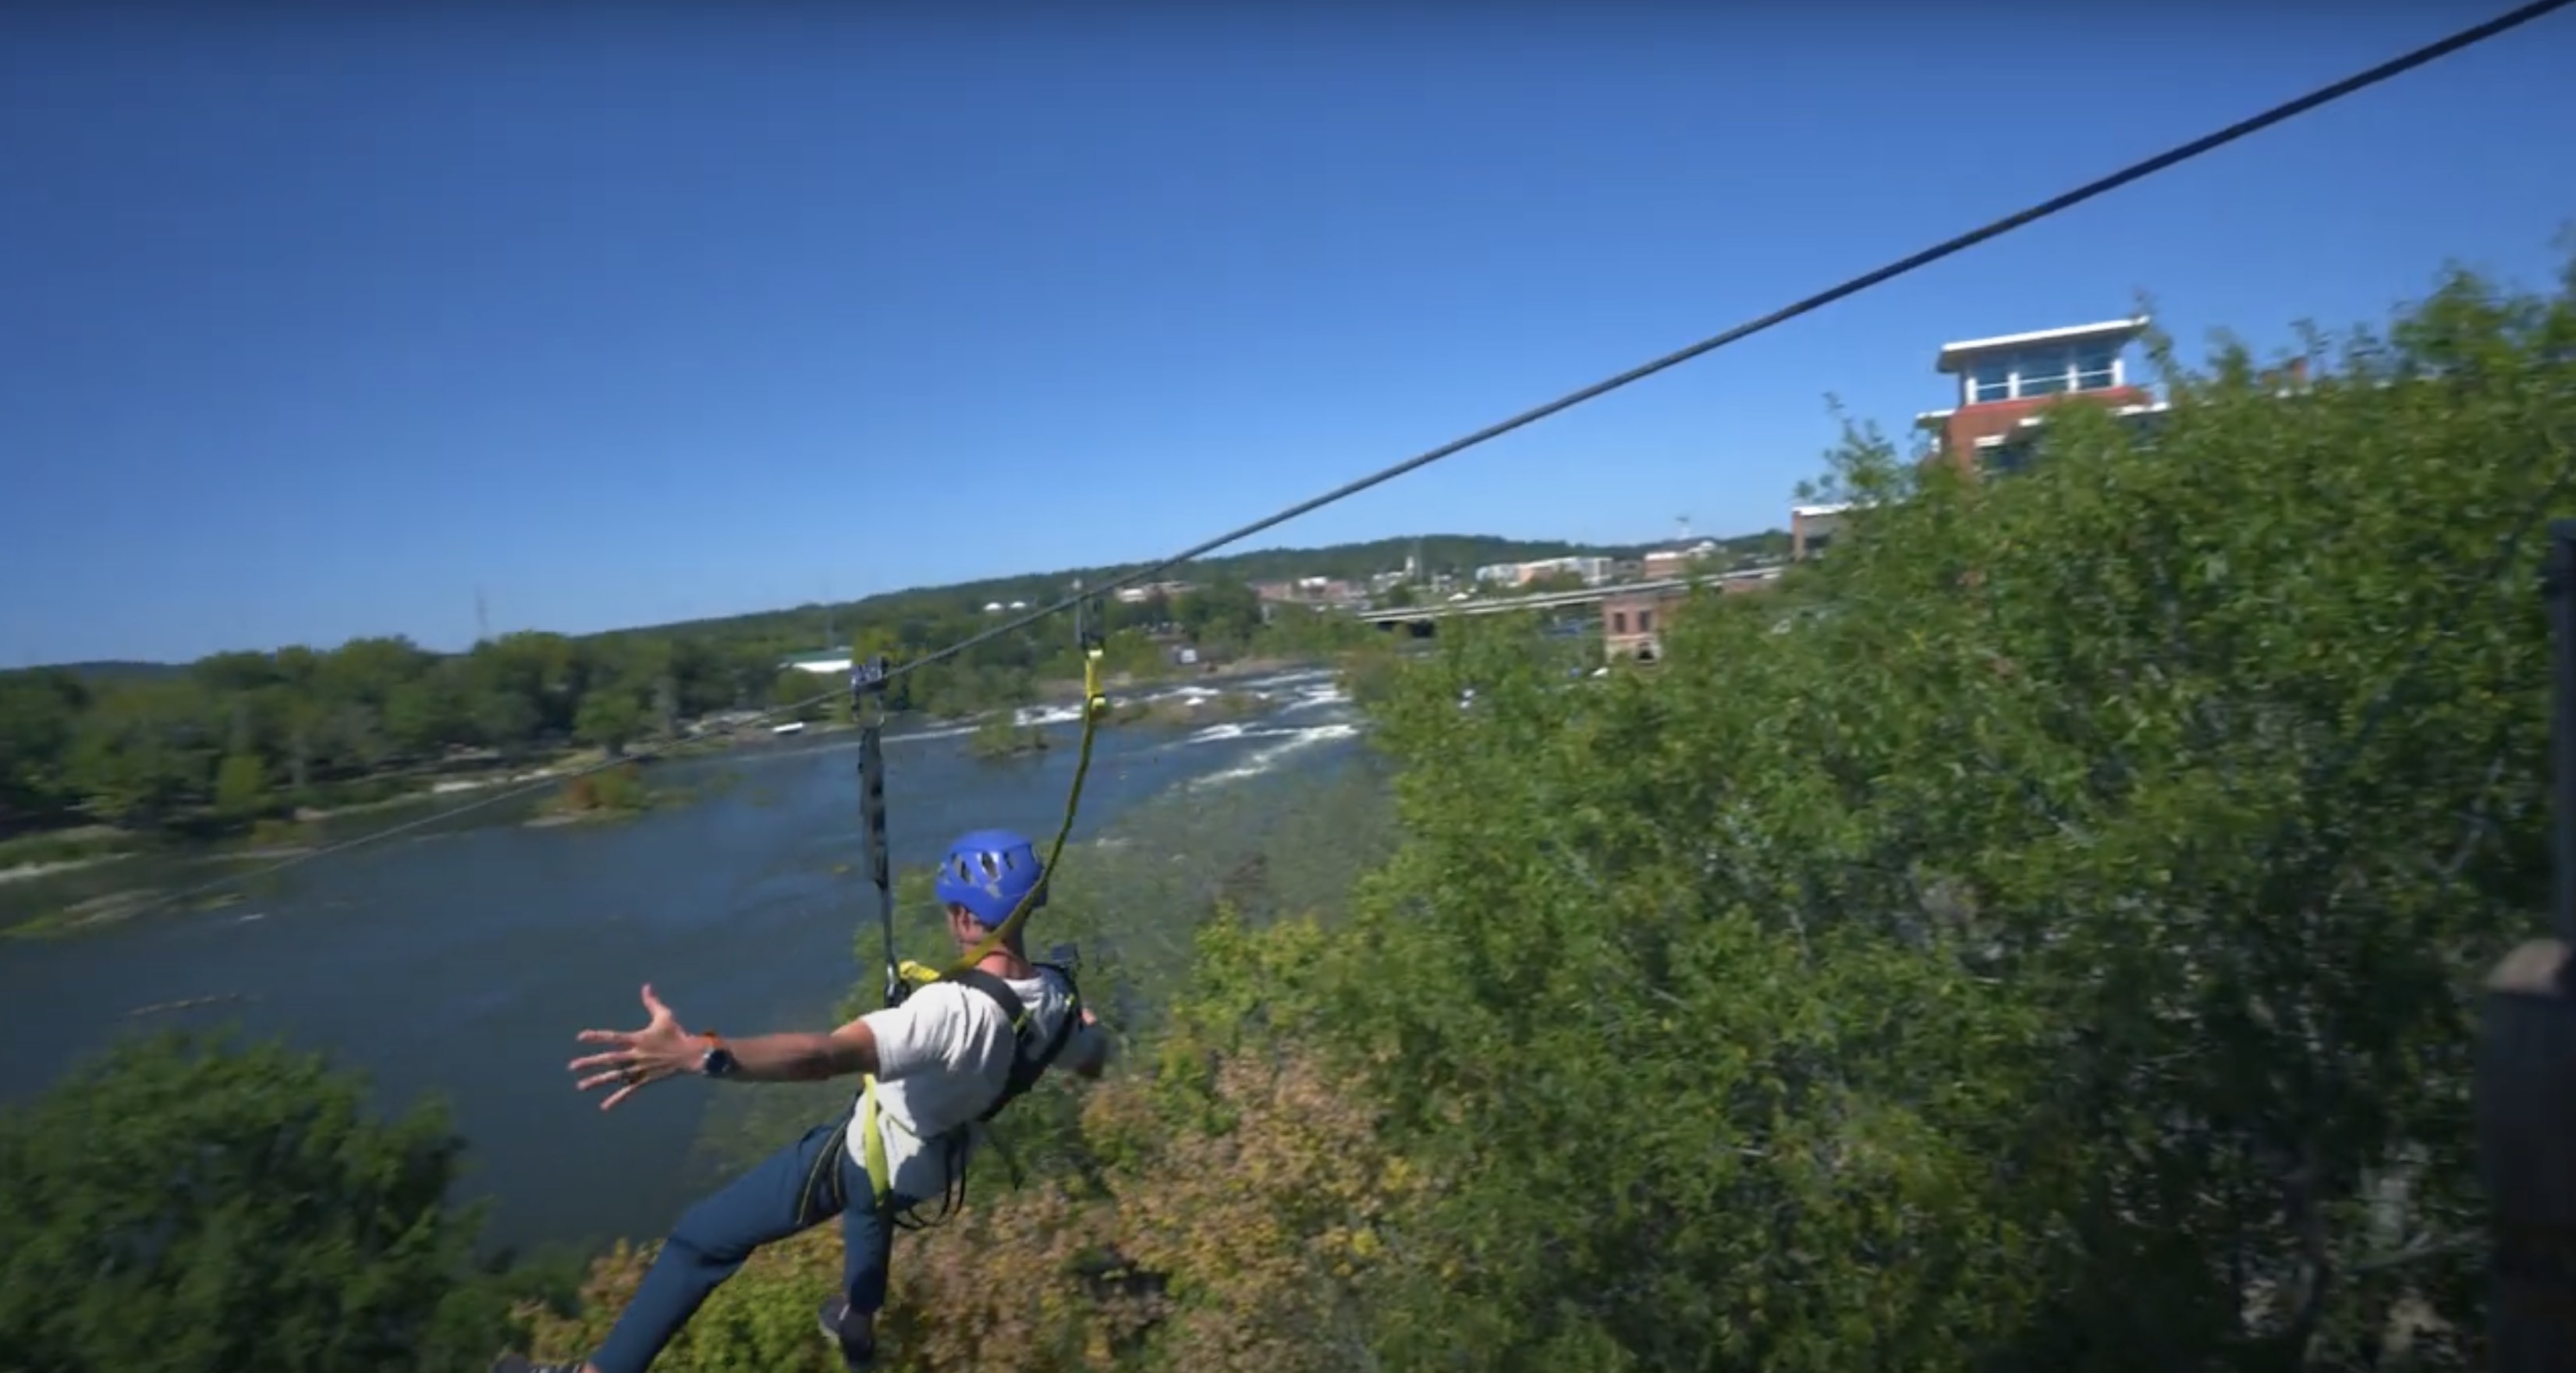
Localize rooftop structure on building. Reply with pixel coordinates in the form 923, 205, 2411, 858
1913, 315, 2166, 475
1790, 503, 1850, 561
1112, 580, 1194, 605
779, 647, 856, 675
1789, 313, 2177, 558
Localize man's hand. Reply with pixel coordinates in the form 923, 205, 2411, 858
1071, 1003, 1110, 1079
570, 984, 699, 1112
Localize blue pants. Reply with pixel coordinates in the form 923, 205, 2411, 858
590, 1119, 902, 1373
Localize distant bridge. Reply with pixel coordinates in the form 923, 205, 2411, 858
1355, 570, 1769, 628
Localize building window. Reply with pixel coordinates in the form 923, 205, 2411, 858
1964, 342, 2127, 404
2074, 342, 2117, 392
1637, 609, 1655, 633
1971, 359, 2011, 403
1978, 437, 2034, 477
2014, 347, 2073, 398
1611, 610, 1628, 634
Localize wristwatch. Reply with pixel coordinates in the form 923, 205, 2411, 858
697, 1031, 738, 1079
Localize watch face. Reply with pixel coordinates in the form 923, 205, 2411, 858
703, 1047, 737, 1077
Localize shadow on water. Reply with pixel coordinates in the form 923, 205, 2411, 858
0, 669, 1379, 1255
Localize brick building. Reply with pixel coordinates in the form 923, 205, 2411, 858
1914, 317, 2162, 474
1790, 503, 1847, 562
1783, 316, 2171, 562
1600, 586, 1685, 663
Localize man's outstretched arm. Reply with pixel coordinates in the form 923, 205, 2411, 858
570, 984, 889, 1111
715, 1017, 882, 1083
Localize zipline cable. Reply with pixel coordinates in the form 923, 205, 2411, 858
826, 0, 2576, 694
106, 0, 2572, 921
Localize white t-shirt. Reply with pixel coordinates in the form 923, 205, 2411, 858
843, 967, 1098, 1203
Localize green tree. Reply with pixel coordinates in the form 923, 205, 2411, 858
1175, 581, 1265, 648
575, 688, 647, 755
385, 671, 470, 757
211, 751, 271, 819
470, 690, 543, 754
770, 669, 826, 722
0, 668, 88, 830
0, 1031, 521, 1373
66, 679, 221, 825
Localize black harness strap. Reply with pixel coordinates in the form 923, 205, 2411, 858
888, 963, 1083, 1233
945, 964, 1083, 1122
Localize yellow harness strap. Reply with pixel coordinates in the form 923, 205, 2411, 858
856, 963, 1060, 1212
858, 960, 947, 1209
860, 1075, 893, 1209
944, 647, 1108, 977
862, 646, 1106, 1214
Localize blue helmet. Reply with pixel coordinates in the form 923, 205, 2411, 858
934, 828, 1048, 928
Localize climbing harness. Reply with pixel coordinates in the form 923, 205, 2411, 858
844, 621, 1113, 1227
853, 954, 1088, 1229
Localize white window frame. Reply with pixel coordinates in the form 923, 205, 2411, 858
1960, 342, 2128, 406
2012, 346, 2075, 399
1968, 357, 2012, 404
2070, 341, 2120, 393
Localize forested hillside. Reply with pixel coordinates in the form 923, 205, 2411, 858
3, 531, 1672, 850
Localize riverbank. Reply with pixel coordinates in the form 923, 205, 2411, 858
0, 667, 1375, 1254
0, 658, 1350, 932
0, 751, 599, 876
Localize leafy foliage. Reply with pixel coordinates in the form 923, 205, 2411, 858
1306, 258, 2574, 1369
0, 1031, 540, 1373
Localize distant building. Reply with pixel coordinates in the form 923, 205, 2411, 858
1788, 315, 2173, 559
779, 648, 855, 676
1641, 541, 1719, 581
1255, 576, 1366, 608
1791, 504, 1848, 561
1113, 580, 1194, 605
1914, 316, 2163, 475
1599, 585, 1687, 664
1515, 555, 1614, 587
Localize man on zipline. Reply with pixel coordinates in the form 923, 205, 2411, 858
494, 828, 1111, 1373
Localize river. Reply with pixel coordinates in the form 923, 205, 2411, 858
0, 667, 1368, 1256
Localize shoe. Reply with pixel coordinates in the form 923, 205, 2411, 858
818, 1296, 879, 1370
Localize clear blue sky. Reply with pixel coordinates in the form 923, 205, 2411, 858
5, 4, 2571, 665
